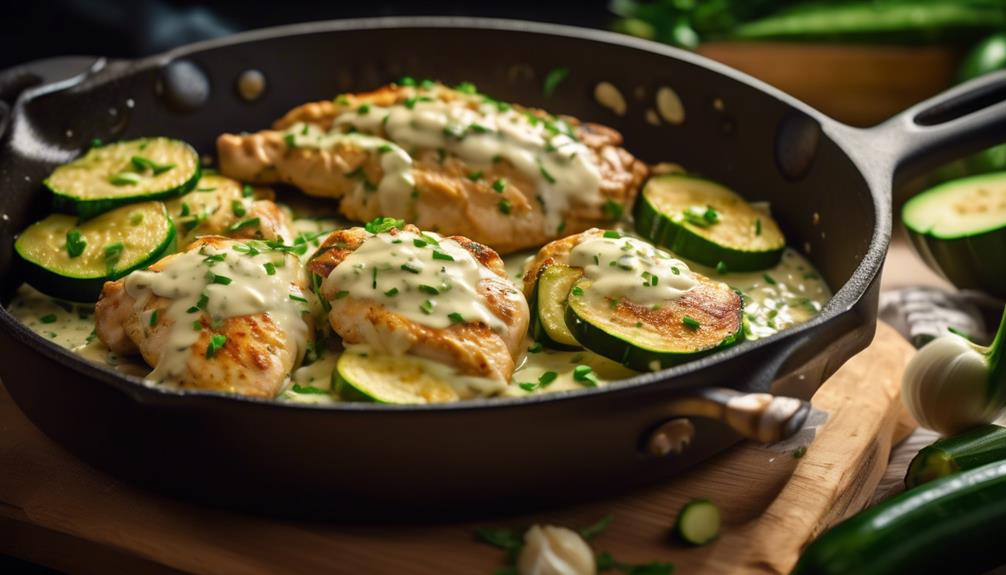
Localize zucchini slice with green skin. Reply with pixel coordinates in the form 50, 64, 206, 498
675, 499, 721, 546
15, 201, 175, 302
47, 138, 200, 218
565, 274, 743, 372
529, 264, 583, 350
335, 350, 504, 404
793, 460, 1006, 575
905, 424, 1006, 489
902, 172, 1006, 298
634, 174, 785, 271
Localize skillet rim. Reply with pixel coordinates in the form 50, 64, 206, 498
0, 16, 890, 413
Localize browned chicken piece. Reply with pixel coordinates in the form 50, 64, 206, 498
95, 236, 313, 398
217, 83, 648, 254
166, 174, 293, 247
521, 228, 605, 298
307, 224, 529, 385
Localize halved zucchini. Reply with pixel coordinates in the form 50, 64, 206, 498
565, 273, 743, 371
902, 172, 1006, 298
635, 174, 785, 271
15, 201, 175, 301
529, 264, 583, 350
47, 138, 200, 218
675, 499, 721, 546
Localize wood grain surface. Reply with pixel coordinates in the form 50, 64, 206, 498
0, 322, 915, 574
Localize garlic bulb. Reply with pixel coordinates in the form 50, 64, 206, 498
902, 316, 1006, 435
517, 525, 596, 575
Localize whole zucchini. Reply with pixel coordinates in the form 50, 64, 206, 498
905, 424, 1006, 488
792, 460, 1006, 575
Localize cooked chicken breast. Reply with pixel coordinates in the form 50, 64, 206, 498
307, 222, 529, 386
95, 236, 313, 397
217, 83, 648, 254
166, 174, 293, 247
521, 228, 606, 298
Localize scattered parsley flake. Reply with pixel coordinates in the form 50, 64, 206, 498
205, 334, 227, 358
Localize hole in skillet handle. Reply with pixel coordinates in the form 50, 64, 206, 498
775, 111, 821, 182
158, 59, 211, 114
914, 79, 1006, 127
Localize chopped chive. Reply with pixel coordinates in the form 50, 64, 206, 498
130, 155, 175, 175
231, 199, 247, 217
283, 133, 297, 148
242, 184, 254, 198
225, 217, 260, 233
448, 312, 465, 324
109, 172, 141, 186
399, 76, 416, 86
539, 371, 558, 387
335, 290, 350, 299
755, 218, 762, 236
519, 382, 539, 392
180, 202, 191, 216
498, 199, 512, 215
413, 238, 428, 248
603, 199, 624, 220
210, 274, 232, 285
404, 97, 418, 109
432, 250, 454, 261
202, 253, 226, 266
466, 171, 483, 182
571, 286, 584, 296
103, 242, 124, 271
364, 216, 405, 234
189, 319, 201, 331
470, 123, 492, 134
420, 299, 435, 314
418, 284, 440, 295
716, 261, 728, 274
682, 316, 701, 330
454, 81, 477, 94
289, 294, 308, 303
603, 230, 621, 239
378, 143, 394, 154
538, 163, 556, 184
442, 123, 467, 139
528, 342, 543, 353
196, 293, 209, 310
372, 267, 378, 289
357, 104, 371, 115
39, 313, 57, 324
492, 178, 507, 193
401, 262, 422, 273
65, 229, 86, 258
671, 266, 680, 275
542, 67, 570, 97
763, 273, 777, 285
384, 287, 399, 297
263, 262, 276, 275
573, 365, 599, 387
205, 334, 227, 358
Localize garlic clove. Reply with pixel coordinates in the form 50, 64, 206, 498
517, 525, 597, 575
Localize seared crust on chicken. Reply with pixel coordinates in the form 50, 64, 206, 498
307, 225, 529, 384
95, 236, 311, 398
217, 83, 648, 254
166, 174, 292, 246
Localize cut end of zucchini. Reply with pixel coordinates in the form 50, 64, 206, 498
903, 172, 1006, 239
566, 274, 743, 372
47, 138, 200, 218
530, 264, 583, 350
675, 499, 721, 546
15, 201, 175, 301
635, 174, 785, 271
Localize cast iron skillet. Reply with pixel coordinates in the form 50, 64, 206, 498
1, 18, 1005, 515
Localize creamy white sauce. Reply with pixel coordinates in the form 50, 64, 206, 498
325, 229, 510, 332
123, 242, 311, 384
282, 87, 604, 235
568, 233, 697, 305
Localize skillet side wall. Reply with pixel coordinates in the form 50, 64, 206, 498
0, 22, 881, 512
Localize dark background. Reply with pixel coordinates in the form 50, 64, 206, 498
3, 0, 613, 69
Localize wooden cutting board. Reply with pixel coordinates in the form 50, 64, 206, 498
0, 322, 915, 575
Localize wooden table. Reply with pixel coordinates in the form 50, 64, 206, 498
0, 234, 943, 574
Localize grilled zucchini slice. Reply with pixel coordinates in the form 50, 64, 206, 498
529, 264, 583, 350
675, 499, 721, 546
565, 273, 743, 371
47, 138, 200, 218
635, 174, 785, 271
335, 350, 504, 404
15, 201, 175, 301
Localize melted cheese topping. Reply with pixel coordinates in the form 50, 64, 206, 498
324, 229, 511, 331
568, 233, 697, 305
123, 242, 311, 383
282, 88, 603, 235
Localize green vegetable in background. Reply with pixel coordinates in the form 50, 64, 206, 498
958, 31, 1006, 82
610, 0, 797, 48
905, 424, 1006, 488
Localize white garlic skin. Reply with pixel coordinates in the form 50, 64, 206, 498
902, 334, 1004, 435
517, 525, 597, 575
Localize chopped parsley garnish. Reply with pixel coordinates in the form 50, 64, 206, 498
365, 216, 405, 234
147, 310, 158, 327
335, 290, 350, 299
39, 313, 57, 324
130, 155, 175, 175
289, 294, 308, 303
205, 334, 227, 358
65, 229, 86, 258
542, 67, 570, 97
243, 184, 254, 198
399, 76, 416, 86
420, 299, 435, 315
256, 262, 274, 276
384, 287, 399, 297
401, 262, 422, 274
283, 133, 297, 148
571, 286, 584, 296
763, 273, 777, 285
603, 230, 622, 239
378, 143, 394, 154
103, 242, 124, 271
418, 284, 440, 295
432, 250, 454, 261
109, 172, 140, 186
357, 104, 371, 115
466, 171, 483, 182
454, 81, 477, 94
413, 238, 428, 248
448, 312, 465, 324
498, 199, 512, 215
716, 261, 729, 274
492, 178, 507, 193
572, 365, 599, 387
225, 217, 260, 233
538, 162, 556, 184
231, 200, 247, 217
682, 316, 701, 330
210, 273, 232, 285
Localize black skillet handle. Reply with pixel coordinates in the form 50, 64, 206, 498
861, 69, 1006, 187
0, 56, 103, 141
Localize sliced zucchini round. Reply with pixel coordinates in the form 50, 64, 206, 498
565, 274, 743, 372
15, 201, 175, 301
529, 264, 583, 350
335, 351, 462, 404
47, 138, 200, 218
675, 499, 721, 546
902, 172, 1006, 298
634, 174, 785, 271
